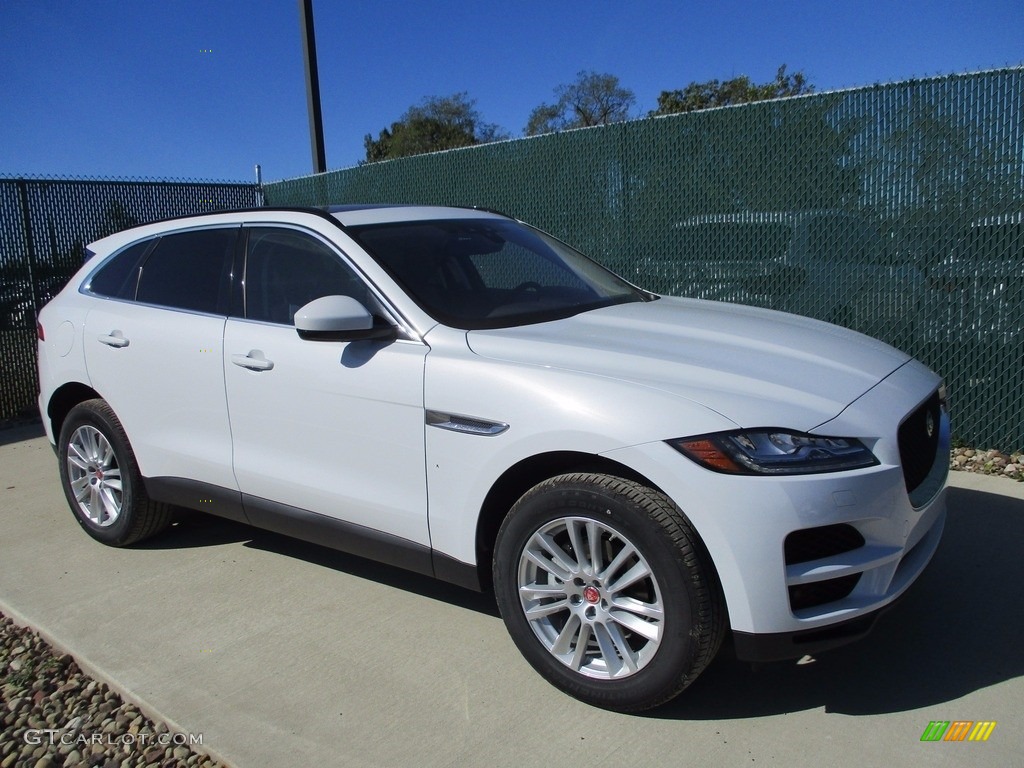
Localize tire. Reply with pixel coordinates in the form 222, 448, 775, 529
493, 473, 725, 712
57, 399, 174, 546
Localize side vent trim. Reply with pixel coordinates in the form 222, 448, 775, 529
426, 410, 509, 436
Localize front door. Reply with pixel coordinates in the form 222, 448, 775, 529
223, 226, 430, 546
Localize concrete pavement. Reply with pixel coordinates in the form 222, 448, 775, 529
2, 423, 1022, 767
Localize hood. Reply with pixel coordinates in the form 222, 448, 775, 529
466, 297, 911, 432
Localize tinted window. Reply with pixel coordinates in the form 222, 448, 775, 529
86, 240, 152, 299
348, 219, 646, 329
136, 229, 236, 313
244, 228, 370, 324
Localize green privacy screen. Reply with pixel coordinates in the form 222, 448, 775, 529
270, 68, 1022, 450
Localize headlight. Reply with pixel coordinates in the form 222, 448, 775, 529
668, 430, 878, 475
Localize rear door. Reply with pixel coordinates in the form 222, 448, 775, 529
83, 226, 238, 491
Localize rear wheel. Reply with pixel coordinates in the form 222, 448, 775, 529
493, 473, 725, 712
58, 399, 173, 546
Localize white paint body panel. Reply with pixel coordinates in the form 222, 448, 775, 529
223, 318, 430, 545
82, 303, 235, 488
466, 297, 910, 432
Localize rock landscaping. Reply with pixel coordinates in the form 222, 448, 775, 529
0, 614, 227, 768
950, 447, 1024, 480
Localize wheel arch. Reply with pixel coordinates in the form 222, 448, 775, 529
473, 451, 660, 590
46, 381, 102, 443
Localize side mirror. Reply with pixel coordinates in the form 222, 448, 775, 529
294, 295, 396, 341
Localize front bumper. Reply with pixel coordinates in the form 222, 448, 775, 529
731, 599, 890, 662
601, 364, 948, 654
731, 501, 943, 662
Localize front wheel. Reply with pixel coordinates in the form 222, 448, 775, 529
58, 399, 173, 546
493, 473, 725, 712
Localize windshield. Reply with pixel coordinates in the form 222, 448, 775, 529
347, 218, 650, 329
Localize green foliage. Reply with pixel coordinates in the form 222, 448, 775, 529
363, 93, 509, 163
525, 71, 636, 135
650, 65, 813, 116
2, 656, 35, 689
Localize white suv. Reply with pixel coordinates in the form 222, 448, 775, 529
37, 205, 948, 711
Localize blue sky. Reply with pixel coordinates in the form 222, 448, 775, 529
1, 0, 1021, 184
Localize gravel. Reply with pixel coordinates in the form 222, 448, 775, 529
950, 447, 1024, 480
0, 613, 228, 768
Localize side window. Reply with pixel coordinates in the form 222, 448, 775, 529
85, 239, 153, 299
136, 228, 237, 314
244, 228, 370, 325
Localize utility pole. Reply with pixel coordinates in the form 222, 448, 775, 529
298, 0, 327, 173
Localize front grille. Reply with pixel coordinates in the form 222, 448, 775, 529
789, 574, 861, 612
898, 391, 942, 494
784, 524, 865, 565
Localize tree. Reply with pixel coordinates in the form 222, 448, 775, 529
363, 93, 509, 162
525, 71, 636, 135
650, 65, 813, 116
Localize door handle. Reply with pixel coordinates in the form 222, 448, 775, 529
231, 350, 274, 371
97, 331, 129, 348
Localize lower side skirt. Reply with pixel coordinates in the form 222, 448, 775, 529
144, 476, 482, 592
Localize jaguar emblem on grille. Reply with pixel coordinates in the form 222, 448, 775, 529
925, 411, 935, 439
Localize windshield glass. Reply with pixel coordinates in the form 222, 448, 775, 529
347, 218, 650, 329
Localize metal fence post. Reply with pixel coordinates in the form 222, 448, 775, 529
15, 179, 39, 316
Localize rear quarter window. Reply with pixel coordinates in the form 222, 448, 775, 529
136, 228, 237, 314
85, 240, 153, 299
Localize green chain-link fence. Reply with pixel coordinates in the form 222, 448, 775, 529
0, 176, 261, 421
266, 67, 1024, 451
